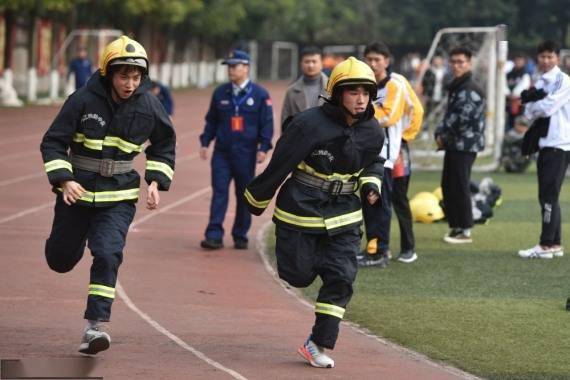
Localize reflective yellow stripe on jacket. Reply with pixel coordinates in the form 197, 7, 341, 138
73, 133, 143, 154
358, 176, 382, 191
274, 207, 326, 228
146, 160, 174, 180
274, 208, 362, 230
88, 284, 115, 299
244, 189, 271, 209
44, 159, 72, 173
323, 209, 362, 230
315, 302, 345, 319
57, 187, 140, 203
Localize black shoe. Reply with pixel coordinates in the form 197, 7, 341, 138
357, 250, 390, 268
201, 239, 223, 249
234, 239, 248, 250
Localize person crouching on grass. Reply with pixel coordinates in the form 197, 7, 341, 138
40, 36, 176, 355
244, 57, 384, 368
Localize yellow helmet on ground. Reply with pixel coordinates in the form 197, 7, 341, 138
326, 56, 377, 99
99, 36, 148, 77
433, 187, 443, 201
410, 191, 445, 224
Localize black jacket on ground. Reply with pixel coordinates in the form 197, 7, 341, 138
40, 71, 176, 207
244, 102, 385, 236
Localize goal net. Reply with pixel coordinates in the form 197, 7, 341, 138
413, 26, 508, 171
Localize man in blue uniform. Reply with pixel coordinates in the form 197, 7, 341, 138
199, 50, 274, 250
68, 47, 93, 90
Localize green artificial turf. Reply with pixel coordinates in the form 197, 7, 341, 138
264, 168, 570, 379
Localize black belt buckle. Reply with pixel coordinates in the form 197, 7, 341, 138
99, 159, 115, 177
328, 180, 343, 196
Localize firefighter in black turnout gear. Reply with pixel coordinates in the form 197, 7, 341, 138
244, 57, 384, 368
40, 36, 176, 355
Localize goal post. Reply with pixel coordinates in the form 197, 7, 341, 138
49, 29, 123, 100
413, 25, 508, 171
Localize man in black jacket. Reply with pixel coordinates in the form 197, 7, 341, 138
40, 36, 176, 355
435, 46, 485, 244
244, 57, 384, 368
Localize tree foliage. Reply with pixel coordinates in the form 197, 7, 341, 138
1, 0, 568, 49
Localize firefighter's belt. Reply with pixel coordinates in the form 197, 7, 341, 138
292, 170, 356, 196
71, 154, 133, 177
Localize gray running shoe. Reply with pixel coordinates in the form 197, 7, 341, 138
78, 327, 111, 355
397, 251, 418, 263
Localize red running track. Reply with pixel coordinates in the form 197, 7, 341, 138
0, 83, 477, 379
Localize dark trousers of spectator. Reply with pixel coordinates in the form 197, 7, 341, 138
537, 148, 570, 246
362, 167, 393, 251
441, 151, 477, 230
392, 174, 415, 252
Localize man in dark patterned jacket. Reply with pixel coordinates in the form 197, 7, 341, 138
435, 46, 485, 244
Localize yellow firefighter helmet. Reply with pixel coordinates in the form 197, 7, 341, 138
99, 35, 148, 77
410, 191, 445, 223
326, 56, 377, 99
433, 187, 443, 201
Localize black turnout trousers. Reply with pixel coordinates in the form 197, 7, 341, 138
275, 225, 360, 349
45, 195, 135, 321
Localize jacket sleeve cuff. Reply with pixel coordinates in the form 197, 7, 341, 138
44, 159, 74, 186
145, 160, 174, 191
244, 188, 270, 215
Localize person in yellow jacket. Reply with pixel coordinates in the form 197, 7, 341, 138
244, 57, 384, 368
359, 41, 423, 267
40, 36, 176, 355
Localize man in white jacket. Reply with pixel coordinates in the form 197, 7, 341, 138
519, 40, 570, 259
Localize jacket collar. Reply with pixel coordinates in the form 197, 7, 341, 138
321, 101, 375, 126
448, 71, 472, 93
541, 65, 561, 82
291, 72, 328, 92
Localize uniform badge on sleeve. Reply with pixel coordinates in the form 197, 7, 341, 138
265, 98, 273, 106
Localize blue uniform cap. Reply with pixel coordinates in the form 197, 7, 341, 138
222, 50, 250, 65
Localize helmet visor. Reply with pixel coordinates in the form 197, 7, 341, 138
109, 57, 147, 71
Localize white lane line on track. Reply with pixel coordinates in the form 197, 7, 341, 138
118, 186, 249, 380
0, 201, 53, 224
0, 172, 45, 187
116, 283, 247, 380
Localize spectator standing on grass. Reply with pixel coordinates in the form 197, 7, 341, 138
358, 42, 423, 268
434, 46, 485, 244
281, 46, 328, 130
199, 49, 274, 251
518, 40, 570, 259
68, 47, 93, 90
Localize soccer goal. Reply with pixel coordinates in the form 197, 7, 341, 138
49, 29, 122, 100
413, 25, 508, 171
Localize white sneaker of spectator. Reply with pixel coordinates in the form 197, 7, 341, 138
518, 244, 558, 259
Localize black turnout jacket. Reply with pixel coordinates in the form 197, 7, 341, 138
40, 71, 176, 207
244, 102, 384, 235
